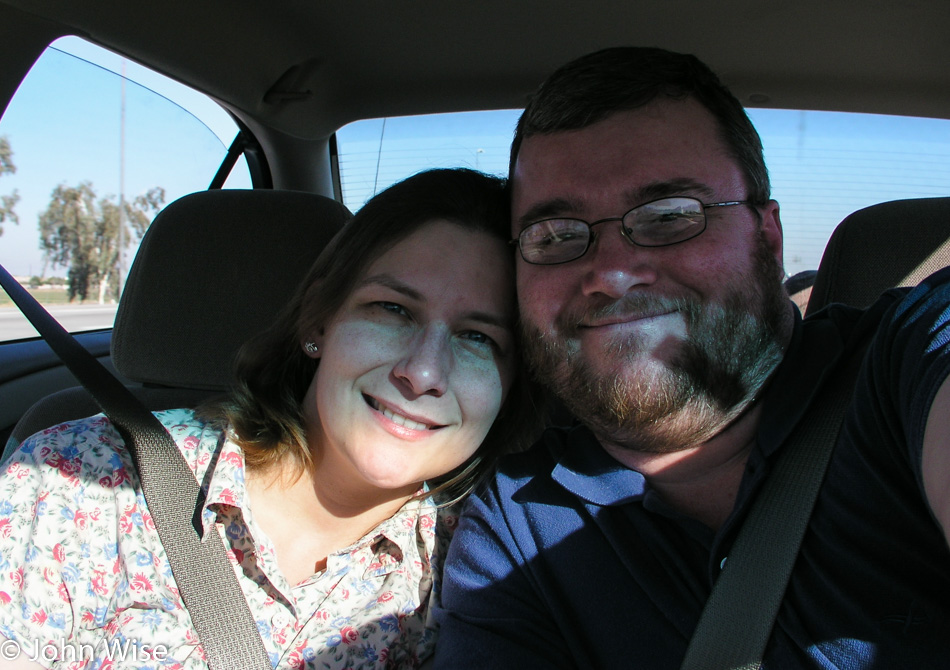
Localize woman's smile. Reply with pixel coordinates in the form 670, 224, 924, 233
364, 393, 445, 433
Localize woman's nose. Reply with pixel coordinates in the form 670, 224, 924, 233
392, 325, 451, 397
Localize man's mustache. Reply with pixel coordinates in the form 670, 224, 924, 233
555, 294, 698, 336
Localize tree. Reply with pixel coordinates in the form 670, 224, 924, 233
0, 135, 19, 236
38, 182, 165, 302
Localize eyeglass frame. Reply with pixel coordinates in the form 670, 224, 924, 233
510, 196, 758, 266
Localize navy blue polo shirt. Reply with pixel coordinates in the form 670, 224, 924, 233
434, 268, 950, 669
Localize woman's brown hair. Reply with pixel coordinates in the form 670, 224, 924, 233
207, 168, 542, 502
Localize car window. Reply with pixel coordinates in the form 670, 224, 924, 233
336, 110, 519, 211
0, 36, 251, 343
337, 108, 950, 280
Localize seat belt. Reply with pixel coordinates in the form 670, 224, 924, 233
0, 265, 271, 670
680, 333, 870, 670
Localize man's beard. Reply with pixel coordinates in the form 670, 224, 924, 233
521, 234, 790, 454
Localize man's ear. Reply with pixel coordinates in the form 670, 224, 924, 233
760, 200, 784, 279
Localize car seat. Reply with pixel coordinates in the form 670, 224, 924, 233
806, 197, 950, 315
3, 189, 351, 459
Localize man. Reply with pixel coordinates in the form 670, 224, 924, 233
433, 47, 950, 668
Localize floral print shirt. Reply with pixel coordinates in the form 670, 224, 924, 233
0, 408, 456, 669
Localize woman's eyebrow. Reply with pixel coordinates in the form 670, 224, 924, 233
465, 311, 511, 331
359, 273, 511, 330
357, 273, 424, 301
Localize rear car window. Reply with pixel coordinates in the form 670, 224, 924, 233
337, 108, 950, 280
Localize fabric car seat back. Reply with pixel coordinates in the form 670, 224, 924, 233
4, 189, 351, 457
806, 197, 950, 315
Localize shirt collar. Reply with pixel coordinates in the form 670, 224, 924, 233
198, 433, 440, 569
317, 492, 439, 580
199, 430, 251, 537
549, 425, 648, 506
369, 493, 438, 565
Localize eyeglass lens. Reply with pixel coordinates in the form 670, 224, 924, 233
519, 197, 707, 265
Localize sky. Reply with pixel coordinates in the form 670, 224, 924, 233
3, 36, 950, 282
0, 37, 246, 278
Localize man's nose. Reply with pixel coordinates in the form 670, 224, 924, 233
392, 324, 451, 397
580, 219, 658, 298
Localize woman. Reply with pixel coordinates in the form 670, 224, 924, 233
0, 168, 539, 668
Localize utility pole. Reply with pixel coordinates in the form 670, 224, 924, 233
117, 58, 127, 300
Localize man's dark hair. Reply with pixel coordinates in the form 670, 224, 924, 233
510, 46, 770, 204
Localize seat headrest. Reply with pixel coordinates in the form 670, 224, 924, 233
806, 197, 950, 315
112, 189, 351, 390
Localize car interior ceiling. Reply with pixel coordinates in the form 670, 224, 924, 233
3, 1, 950, 163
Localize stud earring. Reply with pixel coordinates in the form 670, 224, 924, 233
304, 341, 319, 354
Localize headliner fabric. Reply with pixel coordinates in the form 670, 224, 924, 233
112, 189, 351, 389
807, 198, 950, 315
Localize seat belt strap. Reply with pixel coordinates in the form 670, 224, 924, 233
680, 336, 868, 670
0, 265, 271, 670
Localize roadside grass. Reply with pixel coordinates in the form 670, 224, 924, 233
0, 287, 82, 307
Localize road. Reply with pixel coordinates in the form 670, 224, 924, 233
0, 304, 119, 341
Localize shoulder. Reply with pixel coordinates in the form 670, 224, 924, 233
798, 267, 950, 385
153, 407, 229, 475
810, 267, 950, 479
0, 411, 206, 661
155, 406, 223, 440
883, 265, 950, 336
854, 266, 950, 381
6, 413, 127, 486
828, 265, 950, 344
5, 408, 228, 488
869, 268, 950, 443
0, 417, 132, 645
801, 266, 950, 341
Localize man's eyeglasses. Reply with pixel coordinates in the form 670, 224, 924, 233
511, 196, 755, 265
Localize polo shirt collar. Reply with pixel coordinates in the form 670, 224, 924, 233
551, 425, 648, 506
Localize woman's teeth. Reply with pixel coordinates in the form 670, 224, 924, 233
369, 397, 432, 430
